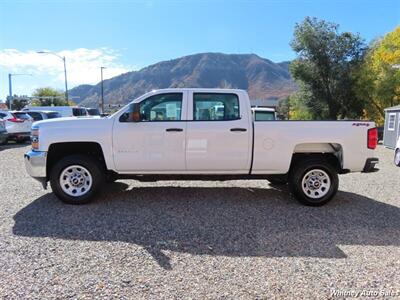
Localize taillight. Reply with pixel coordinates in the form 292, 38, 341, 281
8, 117, 24, 123
367, 127, 378, 149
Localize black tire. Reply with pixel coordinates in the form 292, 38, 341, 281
266, 175, 287, 185
50, 154, 105, 204
395, 149, 400, 167
105, 172, 118, 183
288, 158, 339, 206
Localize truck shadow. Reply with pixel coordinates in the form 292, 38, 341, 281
13, 182, 400, 270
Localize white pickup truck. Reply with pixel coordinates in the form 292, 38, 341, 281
25, 88, 379, 206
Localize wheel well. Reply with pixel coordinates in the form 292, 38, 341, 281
46, 142, 106, 180
290, 153, 343, 173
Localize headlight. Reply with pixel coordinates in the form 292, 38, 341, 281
31, 126, 39, 150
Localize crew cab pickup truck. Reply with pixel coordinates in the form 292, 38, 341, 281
24, 89, 379, 206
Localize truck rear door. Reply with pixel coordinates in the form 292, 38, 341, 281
185, 91, 252, 173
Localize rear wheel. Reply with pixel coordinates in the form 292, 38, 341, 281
395, 149, 400, 167
289, 158, 339, 206
50, 155, 105, 204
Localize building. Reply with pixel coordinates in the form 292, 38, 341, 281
383, 105, 400, 149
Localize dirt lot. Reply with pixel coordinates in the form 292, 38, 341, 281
0, 144, 399, 299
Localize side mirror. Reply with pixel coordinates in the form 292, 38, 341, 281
130, 103, 141, 122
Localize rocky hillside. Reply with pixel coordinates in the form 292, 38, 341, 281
69, 53, 297, 106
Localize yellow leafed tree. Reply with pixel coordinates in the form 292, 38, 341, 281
356, 26, 400, 125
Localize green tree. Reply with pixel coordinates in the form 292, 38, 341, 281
290, 17, 367, 120
276, 97, 290, 120
6, 95, 30, 110
31, 87, 69, 106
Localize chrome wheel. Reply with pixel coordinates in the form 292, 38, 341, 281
59, 165, 93, 197
395, 150, 400, 166
301, 169, 331, 199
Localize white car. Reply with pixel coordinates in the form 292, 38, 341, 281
24, 88, 379, 206
0, 110, 33, 143
395, 137, 400, 167
23, 106, 87, 118
25, 110, 62, 122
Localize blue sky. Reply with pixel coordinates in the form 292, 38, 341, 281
0, 0, 399, 101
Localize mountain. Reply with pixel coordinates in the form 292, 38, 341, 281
69, 53, 297, 107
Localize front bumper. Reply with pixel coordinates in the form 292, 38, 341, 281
362, 158, 379, 173
24, 150, 48, 188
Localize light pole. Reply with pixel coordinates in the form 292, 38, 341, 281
100, 66, 106, 114
37, 51, 69, 105
8, 73, 32, 110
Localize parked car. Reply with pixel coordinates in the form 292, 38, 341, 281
25, 110, 62, 122
23, 106, 87, 118
85, 108, 101, 116
0, 118, 8, 145
25, 88, 379, 206
395, 136, 400, 167
252, 107, 277, 121
0, 110, 33, 143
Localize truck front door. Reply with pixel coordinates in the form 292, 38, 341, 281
112, 92, 187, 172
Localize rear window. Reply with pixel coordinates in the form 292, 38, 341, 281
12, 112, 31, 120
46, 112, 61, 119
72, 108, 87, 116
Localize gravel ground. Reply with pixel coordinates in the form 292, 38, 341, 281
0, 144, 399, 299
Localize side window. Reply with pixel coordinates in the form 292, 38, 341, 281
388, 113, 396, 131
29, 112, 43, 121
73, 108, 87, 116
193, 93, 239, 121
0, 113, 7, 118
140, 93, 182, 121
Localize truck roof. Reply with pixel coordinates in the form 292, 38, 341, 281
149, 88, 247, 93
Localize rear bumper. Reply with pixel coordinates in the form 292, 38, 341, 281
362, 158, 379, 173
0, 131, 8, 143
24, 150, 47, 188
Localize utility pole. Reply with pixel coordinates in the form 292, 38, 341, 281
63, 56, 69, 105
37, 51, 69, 105
8, 73, 32, 110
100, 67, 106, 114
8, 74, 12, 110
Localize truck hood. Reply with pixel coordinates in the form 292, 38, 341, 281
34, 116, 109, 129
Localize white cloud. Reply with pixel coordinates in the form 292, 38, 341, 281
0, 48, 133, 87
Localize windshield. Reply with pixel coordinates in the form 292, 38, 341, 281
12, 112, 31, 120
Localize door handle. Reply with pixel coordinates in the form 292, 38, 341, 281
230, 128, 247, 132
166, 128, 183, 132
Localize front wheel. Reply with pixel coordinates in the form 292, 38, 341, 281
394, 149, 400, 167
50, 155, 105, 204
288, 158, 339, 206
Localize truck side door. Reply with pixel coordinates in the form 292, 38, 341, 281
112, 92, 187, 172
185, 91, 252, 173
